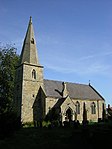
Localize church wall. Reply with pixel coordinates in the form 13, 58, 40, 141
81, 100, 98, 122
98, 100, 106, 118
19, 64, 44, 122
46, 97, 58, 115
72, 99, 83, 122
71, 99, 104, 122
14, 65, 23, 117
23, 63, 43, 82
33, 87, 46, 122
45, 97, 104, 123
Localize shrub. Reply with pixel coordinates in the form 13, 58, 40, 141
42, 120, 51, 128
0, 110, 21, 139
23, 122, 34, 128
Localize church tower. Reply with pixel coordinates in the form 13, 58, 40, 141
14, 17, 44, 122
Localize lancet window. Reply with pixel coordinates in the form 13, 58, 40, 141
91, 102, 96, 114
32, 69, 36, 79
76, 101, 80, 114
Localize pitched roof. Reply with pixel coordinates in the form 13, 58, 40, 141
44, 79, 105, 100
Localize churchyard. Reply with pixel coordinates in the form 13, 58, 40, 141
0, 121, 112, 149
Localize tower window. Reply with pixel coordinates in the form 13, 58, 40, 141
91, 102, 96, 114
31, 38, 34, 44
32, 69, 36, 79
76, 101, 80, 114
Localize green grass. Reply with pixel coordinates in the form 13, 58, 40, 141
0, 127, 75, 149
0, 124, 112, 149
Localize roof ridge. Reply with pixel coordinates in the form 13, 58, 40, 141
44, 79, 63, 83
44, 79, 88, 86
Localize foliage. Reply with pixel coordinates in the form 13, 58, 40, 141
83, 103, 87, 121
82, 102, 88, 125
102, 103, 106, 121
0, 110, 21, 138
42, 120, 51, 128
23, 121, 52, 128
45, 107, 61, 122
0, 44, 19, 114
0, 44, 20, 137
23, 122, 34, 128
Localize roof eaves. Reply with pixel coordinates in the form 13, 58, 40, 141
89, 84, 105, 101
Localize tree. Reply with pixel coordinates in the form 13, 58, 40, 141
82, 102, 88, 125
102, 103, 106, 121
0, 44, 20, 138
0, 44, 19, 114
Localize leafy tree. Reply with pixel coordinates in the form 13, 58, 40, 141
0, 44, 19, 114
82, 102, 88, 125
0, 44, 20, 138
102, 103, 106, 121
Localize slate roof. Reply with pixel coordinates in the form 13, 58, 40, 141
44, 79, 105, 100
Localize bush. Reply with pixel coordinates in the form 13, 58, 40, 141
42, 121, 51, 128
51, 120, 60, 127
0, 110, 21, 139
23, 122, 34, 128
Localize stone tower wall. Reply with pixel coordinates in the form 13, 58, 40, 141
21, 63, 44, 122
14, 62, 44, 123
14, 65, 23, 117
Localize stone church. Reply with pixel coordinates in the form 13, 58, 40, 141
14, 17, 105, 124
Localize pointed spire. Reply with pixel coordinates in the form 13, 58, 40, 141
30, 16, 32, 23
20, 17, 39, 65
89, 80, 91, 86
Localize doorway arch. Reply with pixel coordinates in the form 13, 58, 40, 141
65, 108, 73, 121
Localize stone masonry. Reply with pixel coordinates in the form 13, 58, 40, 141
14, 17, 105, 123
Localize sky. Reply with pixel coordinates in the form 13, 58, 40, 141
0, 0, 112, 106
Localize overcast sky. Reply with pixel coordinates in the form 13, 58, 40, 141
0, 0, 112, 106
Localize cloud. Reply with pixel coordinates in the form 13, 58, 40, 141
79, 51, 112, 62
45, 61, 111, 76
43, 50, 112, 76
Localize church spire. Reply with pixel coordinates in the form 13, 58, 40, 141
20, 16, 39, 65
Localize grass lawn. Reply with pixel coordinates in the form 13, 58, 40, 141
0, 127, 76, 149
0, 124, 112, 149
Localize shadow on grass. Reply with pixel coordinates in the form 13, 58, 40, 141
0, 123, 112, 149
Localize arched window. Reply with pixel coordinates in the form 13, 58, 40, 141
91, 102, 96, 114
32, 69, 36, 79
76, 101, 80, 114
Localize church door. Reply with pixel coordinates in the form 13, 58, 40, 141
66, 108, 72, 121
